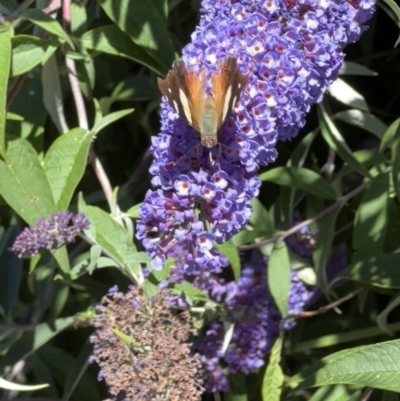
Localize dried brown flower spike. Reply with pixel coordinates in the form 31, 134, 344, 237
90, 286, 203, 401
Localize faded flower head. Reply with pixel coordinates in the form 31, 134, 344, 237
89, 286, 203, 401
137, 0, 375, 272
12, 211, 90, 258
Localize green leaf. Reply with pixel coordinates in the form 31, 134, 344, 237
335, 109, 387, 138
353, 173, 389, 256
262, 337, 284, 401
391, 126, 400, 202
22, 9, 74, 49
11, 35, 58, 77
0, 377, 49, 391
340, 61, 377, 76
308, 385, 361, 401
268, 241, 291, 316
73, 47, 95, 99
319, 104, 371, 178
0, 138, 55, 224
215, 239, 241, 281
42, 54, 69, 134
170, 282, 208, 304
382, 0, 400, 45
98, 0, 174, 70
44, 128, 94, 210
0, 316, 74, 374
377, 291, 400, 336
81, 25, 165, 75
62, 340, 93, 401
99, 76, 156, 114
71, 1, 88, 36
250, 198, 275, 233
7, 71, 47, 149
92, 108, 134, 135
0, 26, 11, 159
334, 150, 388, 182
38, 345, 101, 401
292, 339, 400, 393
334, 253, 400, 289
85, 205, 145, 284
0, 227, 22, 317
221, 321, 235, 354
380, 118, 400, 152
289, 131, 317, 167
125, 203, 142, 219
328, 78, 369, 111
313, 205, 342, 293
259, 166, 336, 200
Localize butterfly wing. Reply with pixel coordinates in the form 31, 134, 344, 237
211, 57, 248, 129
157, 61, 204, 132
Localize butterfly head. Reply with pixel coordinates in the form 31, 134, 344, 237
157, 57, 248, 148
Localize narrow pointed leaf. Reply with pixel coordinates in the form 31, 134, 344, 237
259, 166, 336, 200
98, 0, 174, 69
0, 316, 74, 372
44, 128, 94, 210
328, 78, 369, 111
81, 25, 164, 74
293, 339, 400, 393
0, 138, 55, 224
334, 253, 400, 289
0, 378, 49, 391
319, 104, 371, 178
335, 109, 387, 138
262, 337, 284, 401
353, 173, 389, 256
268, 241, 291, 316
11, 35, 58, 77
85, 206, 145, 284
22, 9, 74, 49
92, 108, 134, 135
0, 25, 11, 159
215, 239, 241, 281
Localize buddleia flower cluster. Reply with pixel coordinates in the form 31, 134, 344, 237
165, 214, 347, 393
12, 211, 90, 258
137, 0, 375, 271
90, 286, 203, 401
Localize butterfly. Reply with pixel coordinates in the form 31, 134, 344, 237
157, 57, 248, 148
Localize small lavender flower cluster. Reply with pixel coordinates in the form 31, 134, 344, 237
12, 211, 89, 258
137, 0, 375, 271
89, 286, 203, 401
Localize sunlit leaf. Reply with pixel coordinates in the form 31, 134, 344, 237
262, 336, 284, 401
335, 109, 387, 138
353, 173, 389, 256
292, 339, 400, 393
81, 25, 165, 75
0, 25, 11, 159
98, 0, 174, 69
334, 253, 400, 289
0, 138, 55, 224
259, 166, 336, 200
44, 128, 93, 210
0, 377, 49, 391
268, 241, 291, 316
328, 78, 369, 111
22, 9, 74, 48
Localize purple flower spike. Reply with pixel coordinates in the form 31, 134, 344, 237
12, 211, 90, 258
138, 0, 376, 271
